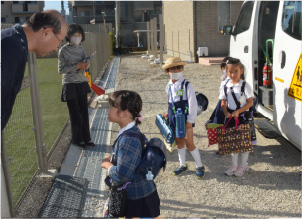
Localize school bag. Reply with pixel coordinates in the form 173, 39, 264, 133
196, 92, 209, 115
121, 132, 167, 180
155, 114, 175, 144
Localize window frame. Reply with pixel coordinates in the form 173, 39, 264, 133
233, 1, 255, 35
281, 1, 302, 40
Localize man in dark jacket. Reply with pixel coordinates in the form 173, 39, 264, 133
1, 10, 67, 130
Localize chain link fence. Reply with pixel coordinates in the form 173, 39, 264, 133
2, 27, 112, 216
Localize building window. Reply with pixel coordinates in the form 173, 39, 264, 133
1, 1, 4, 4
15, 17, 20, 23
13, 1, 20, 4
1, 17, 6, 22
79, 11, 91, 16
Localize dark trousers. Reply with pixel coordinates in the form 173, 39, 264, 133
66, 94, 91, 144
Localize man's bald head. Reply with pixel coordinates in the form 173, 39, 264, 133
23, 9, 67, 57
25, 9, 67, 35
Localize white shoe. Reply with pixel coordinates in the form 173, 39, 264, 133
234, 165, 249, 177
225, 165, 237, 176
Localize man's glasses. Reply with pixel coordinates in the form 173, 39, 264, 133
53, 31, 63, 48
169, 66, 183, 70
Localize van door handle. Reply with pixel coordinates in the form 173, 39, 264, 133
281, 51, 286, 69
244, 46, 248, 53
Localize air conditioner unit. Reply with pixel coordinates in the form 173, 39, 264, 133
197, 47, 208, 57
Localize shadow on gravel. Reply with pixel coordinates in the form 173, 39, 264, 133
197, 144, 301, 191
160, 199, 301, 217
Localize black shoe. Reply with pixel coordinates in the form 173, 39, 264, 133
78, 142, 87, 150
85, 141, 95, 147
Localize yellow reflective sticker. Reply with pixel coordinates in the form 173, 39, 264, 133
288, 52, 302, 102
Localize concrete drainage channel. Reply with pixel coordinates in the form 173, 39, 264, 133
39, 56, 120, 218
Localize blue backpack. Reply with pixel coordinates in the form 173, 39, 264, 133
122, 132, 167, 180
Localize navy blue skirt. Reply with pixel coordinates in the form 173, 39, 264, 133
124, 190, 160, 217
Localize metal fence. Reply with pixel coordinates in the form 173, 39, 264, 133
1, 29, 111, 216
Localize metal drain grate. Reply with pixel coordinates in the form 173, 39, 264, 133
39, 175, 88, 218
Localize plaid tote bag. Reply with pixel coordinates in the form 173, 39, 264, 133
217, 116, 253, 155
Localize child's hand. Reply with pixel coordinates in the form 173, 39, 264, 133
232, 110, 240, 118
186, 122, 193, 129
76, 62, 89, 70
162, 112, 168, 117
225, 112, 231, 118
101, 156, 113, 170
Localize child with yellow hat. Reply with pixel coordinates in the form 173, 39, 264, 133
162, 57, 205, 179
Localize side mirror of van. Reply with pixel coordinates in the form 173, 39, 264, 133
220, 25, 233, 35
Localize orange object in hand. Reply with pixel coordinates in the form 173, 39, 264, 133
84, 68, 105, 95
91, 83, 105, 96
84, 70, 92, 87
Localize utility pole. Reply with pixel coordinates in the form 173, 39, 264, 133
61, 0, 66, 18
102, 12, 106, 34
93, 1, 96, 23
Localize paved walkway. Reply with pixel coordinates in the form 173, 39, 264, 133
59, 57, 120, 217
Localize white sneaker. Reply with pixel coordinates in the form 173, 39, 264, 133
234, 165, 249, 177
225, 166, 237, 176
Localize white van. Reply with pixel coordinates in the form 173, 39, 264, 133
221, 1, 301, 149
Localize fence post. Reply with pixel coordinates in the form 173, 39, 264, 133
153, 17, 157, 59
147, 22, 150, 55
28, 52, 48, 174
159, 14, 164, 64
1, 133, 16, 217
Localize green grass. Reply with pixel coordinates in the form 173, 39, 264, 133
4, 58, 69, 204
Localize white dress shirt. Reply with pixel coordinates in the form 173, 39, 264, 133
219, 79, 254, 110
165, 76, 198, 123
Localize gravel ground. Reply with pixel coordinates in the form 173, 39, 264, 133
108, 53, 302, 217
15, 53, 301, 218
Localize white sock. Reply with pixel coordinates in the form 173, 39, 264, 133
178, 148, 186, 167
231, 153, 239, 167
190, 148, 203, 168
241, 152, 250, 166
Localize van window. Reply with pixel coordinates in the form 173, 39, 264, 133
282, 1, 302, 40
233, 1, 254, 35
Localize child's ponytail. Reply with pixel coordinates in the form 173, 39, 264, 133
109, 90, 143, 125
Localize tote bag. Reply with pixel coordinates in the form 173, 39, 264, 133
206, 123, 224, 146
217, 116, 253, 155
